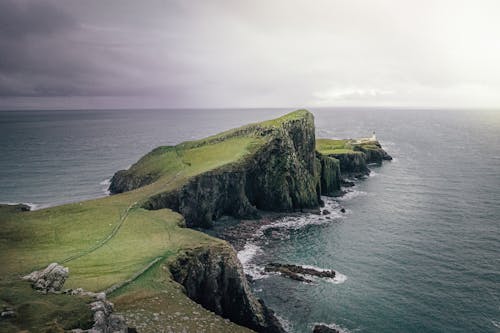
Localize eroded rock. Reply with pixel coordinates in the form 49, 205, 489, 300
265, 263, 336, 283
313, 324, 340, 333
169, 243, 285, 333
22, 262, 68, 293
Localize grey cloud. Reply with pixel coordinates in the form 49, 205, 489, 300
0, 0, 75, 38
0, 0, 499, 108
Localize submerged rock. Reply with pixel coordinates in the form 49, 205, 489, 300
22, 262, 68, 293
265, 263, 336, 282
313, 324, 340, 333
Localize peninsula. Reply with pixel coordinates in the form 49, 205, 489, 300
0, 110, 391, 332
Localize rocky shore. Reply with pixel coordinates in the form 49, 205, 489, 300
1, 110, 391, 333
264, 263, 336, 283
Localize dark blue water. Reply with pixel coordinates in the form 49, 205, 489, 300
1, 108, 499, 332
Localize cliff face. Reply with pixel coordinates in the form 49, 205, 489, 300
142, 111, 332, 228
354, 142, 393, 164
169, 243, 285, 333
316, 153, 342, 196
329, 151, 370, 178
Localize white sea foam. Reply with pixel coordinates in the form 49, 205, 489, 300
0, 201, 52, 211
326, 272, 348, 284
260, 215, 332, 232
275, 315, 293, 333
237, 197, 348, 280
237, 243, 267, 280
237, 242, 260, 266
301, 265, 348, 284
100, 178, 111, 195
338, 189, 367, 201
492, 320, 500, 328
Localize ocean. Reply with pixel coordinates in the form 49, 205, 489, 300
0, 108, 499, 332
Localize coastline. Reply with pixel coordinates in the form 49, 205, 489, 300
0, 110, 392, 333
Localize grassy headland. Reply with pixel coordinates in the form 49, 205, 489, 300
0, 109, 390, 332
0, 110, 315, 333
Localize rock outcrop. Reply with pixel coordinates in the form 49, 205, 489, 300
141, 111, 331, 228
22, 262, 69, 293
313, 324, 340, 333
22, 264, 131, 333
70, 289, 130, 333
353, 141, 393, 164
316, 153, 342, 196
264, 263, 336, 283
328, 151, 370, 178
169, 243, 285, 333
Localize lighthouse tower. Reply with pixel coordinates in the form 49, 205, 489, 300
371, 131, 377, 141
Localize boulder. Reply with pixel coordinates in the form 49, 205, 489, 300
313, 324, 340, 333
265, 263, 336, 282
22, 263, 69, 293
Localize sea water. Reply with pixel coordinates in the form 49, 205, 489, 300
0, 108, 499, 332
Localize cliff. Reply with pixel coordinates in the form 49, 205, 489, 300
169, 243, 285, 333
316, 138, 392, 178
1, 110, 391, 332
111, 110, 337, 228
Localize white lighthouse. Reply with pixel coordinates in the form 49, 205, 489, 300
371, 131, 377, 141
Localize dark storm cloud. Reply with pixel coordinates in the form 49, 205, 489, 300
0, 0, 180, 99
0, 0, 499, 108
0, 0, 75, 39
0, 0, 98, 97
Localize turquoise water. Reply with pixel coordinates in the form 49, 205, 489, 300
1, 108, 499, 332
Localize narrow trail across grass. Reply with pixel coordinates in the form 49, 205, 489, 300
60, 201, 139, 264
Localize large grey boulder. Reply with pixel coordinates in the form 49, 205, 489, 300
22, 262, 69, 293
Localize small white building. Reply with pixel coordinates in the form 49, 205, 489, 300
355, 131, 377, 144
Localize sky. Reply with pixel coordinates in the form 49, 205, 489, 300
0, 0, 499, 109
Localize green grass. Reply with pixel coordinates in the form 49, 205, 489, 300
0, 110, 313, 332
316, 138, 355, 155
0, 280, 93, 333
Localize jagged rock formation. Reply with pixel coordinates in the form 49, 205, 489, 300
316, 153, 342, 196
169, 243, 285, 333
137, 110, 332, 228
313, 324, 340, 333
317, 139, 392, 178
106, 110, 392, 333
22, 262, 69, 293
329, 151, 370, 178
22, 264, 131, 333
67, 289, 131, 333
354, 141, 393, 164
264, 263, 336, 283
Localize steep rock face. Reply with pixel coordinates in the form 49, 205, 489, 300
329, 151, 370, 177
109, 169, 159, 194
316, 153, 341, 196
169, 244, 285, 333
144, 170, 258, 228
143, 112, 326, 228
354, 142, 393, 164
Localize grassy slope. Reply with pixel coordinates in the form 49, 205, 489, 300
0, 110, 311, 332
316, 138, 378, 156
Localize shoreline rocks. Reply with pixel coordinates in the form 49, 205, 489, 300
313, 324, 340, 333
265, 263, 336, 283
169, 244, 286, 333
21, 263, 133, 333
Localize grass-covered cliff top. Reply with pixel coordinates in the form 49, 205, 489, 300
316, 138, 382, 155
0, 109, 313, 332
